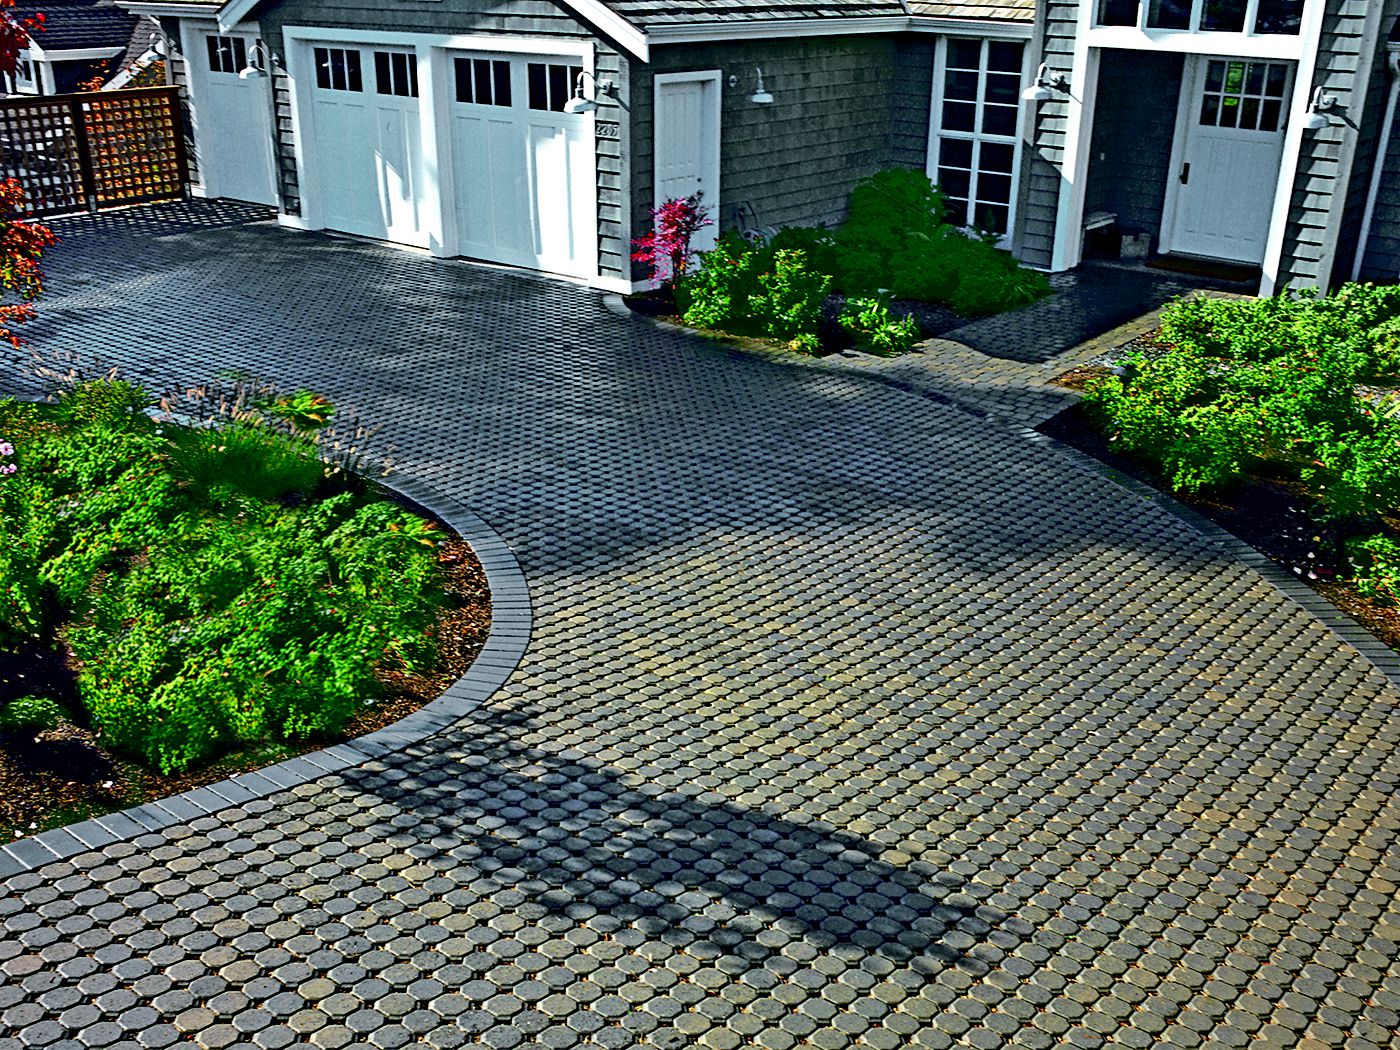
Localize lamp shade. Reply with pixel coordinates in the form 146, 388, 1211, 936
564, 95, 599, 114
1021, 83, 1053, 102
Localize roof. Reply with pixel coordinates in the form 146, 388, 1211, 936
603, 0, 908, 26
907, 0, 1034, 20
18, 0, 140, 52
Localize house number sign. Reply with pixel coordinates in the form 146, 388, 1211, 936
595, 121, 621, 139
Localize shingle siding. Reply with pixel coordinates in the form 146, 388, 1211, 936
891, 38, 935, 170
1083, 49, 1182, 247
1016, 0, 1071, 268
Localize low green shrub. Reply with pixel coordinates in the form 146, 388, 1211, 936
676, 232, 764, 330
166, 419, 327, 506
1347, 534, 1400, 606
0, 695, 62, 734
750, 250, 830, 341
839, 297, 921, 356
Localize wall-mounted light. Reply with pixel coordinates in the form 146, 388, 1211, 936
749, 67, 774, 105
564, 70, 617, 114
1021, 62, 1070, 102
1302, 86, 1338, 130
238, 40, 276, 79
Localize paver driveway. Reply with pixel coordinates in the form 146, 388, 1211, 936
2, 204, 1399, 1050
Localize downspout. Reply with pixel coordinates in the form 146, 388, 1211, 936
1352, 43, 1400, 281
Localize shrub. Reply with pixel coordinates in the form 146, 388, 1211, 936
166, 420, 326, 506
787, 333, 822, 357
676, 233, 765, 330
1347, 534, 1400, 606
839, 297, 922, 356
258, 389, 337, 433
52, 376, 152, 431
750, 250, 830, 340
0, 695, 62, 734
632, 193, 712, 286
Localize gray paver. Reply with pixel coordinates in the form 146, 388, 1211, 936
2, 201, 1400, 1050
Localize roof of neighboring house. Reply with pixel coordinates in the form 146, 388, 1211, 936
17, 0, 140, 52
603, 0, 908, 26
908, 0, 1035, 20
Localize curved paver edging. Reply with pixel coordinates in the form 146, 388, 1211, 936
0, 475, 531, 879
1024, 426, 1400, 693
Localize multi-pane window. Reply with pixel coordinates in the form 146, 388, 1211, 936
527, 62, 582, 112
207, 36, 247, 75
374, 50, 418, 97
1198, 59, 1288, 131
314, 47, 363, 92
934, 39, 1023, 236
454, 58, 512, 106
1095, 0, 1302, 34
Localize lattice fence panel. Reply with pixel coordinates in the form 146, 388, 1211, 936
83, 89, 187, 207
0, 96, 85, 215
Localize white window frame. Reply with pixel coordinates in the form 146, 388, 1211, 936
925, 36, 1029, 246
1086, 0, 1313, 59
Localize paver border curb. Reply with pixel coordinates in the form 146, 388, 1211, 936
1024, 426, 1400, 693
0, 476, 531, 880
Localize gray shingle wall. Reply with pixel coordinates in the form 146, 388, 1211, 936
1278, 0, 1386, 288
1083, 49, 1183, 246
254, 0, 628, 278
1338, 0, 1400, 282
1359, 51, 1400, 279
272, 73, 300, 215
891, 37, 935, 170
1015, 0, 1071, 268
629, 35, 903, 274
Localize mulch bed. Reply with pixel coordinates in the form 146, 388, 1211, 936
1039, 380, 1400, 658
0, 535, 490, 845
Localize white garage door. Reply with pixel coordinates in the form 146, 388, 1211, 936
190, 31, 278, 206
307, 45, 428, 247
448, 52, 594, 275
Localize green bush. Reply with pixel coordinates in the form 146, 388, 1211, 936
0, 695, 62, 734
51, 377, 152, 431
1347, 534, 1400, 606
166, 419, 327, 506
676, 233, 765, 330
839, 297, 922, 356
750, 250, 830, 341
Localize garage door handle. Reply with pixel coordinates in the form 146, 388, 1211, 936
1179, 163, 1190, 185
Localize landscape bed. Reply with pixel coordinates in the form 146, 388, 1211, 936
0, 377, 491, 842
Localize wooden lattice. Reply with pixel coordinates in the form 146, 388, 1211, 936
0, 87, 189, 217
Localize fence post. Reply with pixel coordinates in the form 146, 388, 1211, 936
166, 86, 193, 202
68, 96, 99, 214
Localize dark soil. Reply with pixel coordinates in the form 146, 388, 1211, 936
0, 535, 491, 844
1039, 398, 1400, 657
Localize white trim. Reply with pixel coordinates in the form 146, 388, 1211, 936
1353, 52, 1400, 281
648, 15, 1032, 44
219, 0, 648, 60
653, 69, 722, 257
26, 44, 126, 62
276, 212, 312, 231
1157, 54, 1199, 257
1084, 26, 1304, 60
118, 2, 218, 15
1259, 0, 1328, 294
282, 26, 593, 60
1050, 1, 1099, 273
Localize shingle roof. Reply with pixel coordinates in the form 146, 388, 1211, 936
18, 0, 140, 52
907, 0, 1035, 21
603, 0, 908, 26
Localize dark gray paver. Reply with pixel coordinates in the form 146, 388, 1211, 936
2, 203, 1400, 1049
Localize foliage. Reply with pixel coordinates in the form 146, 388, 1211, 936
631, 193, 712, 287
838, 296, 922, 357
258, 389, 337, 432
676, 232, 764, 330
0, 695, 61, 734
1347, 534, 1400, 606
0, 0, 42, 79
0, 178, 57, 347
0, 379, 446, 774
750, 250, 831, 341
787, 333, 822, 357
1086, 287, 1400, 523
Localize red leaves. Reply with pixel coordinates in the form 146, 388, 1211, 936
631, 192, 712, 286
0, 0, 43, 79
0, 177, 56, 347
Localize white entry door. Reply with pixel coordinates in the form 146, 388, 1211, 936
192, 31, 278, 206
654, 72, 721, 254
448, 53, 594, 275
1163, 56, 1292, 264
306, 45, 429, 248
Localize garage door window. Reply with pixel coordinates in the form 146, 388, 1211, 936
208, 36, 247, 75
454, 58, 511, 107
375, 51, 418, 98
314, 47, 362, 92
527, 62, 582, 112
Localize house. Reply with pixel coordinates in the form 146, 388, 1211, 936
4, 0, 161, 95
110, 0, 1400, 295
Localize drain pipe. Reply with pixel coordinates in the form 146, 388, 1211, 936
1352, 44, 1400, 281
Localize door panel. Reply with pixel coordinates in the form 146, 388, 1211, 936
654, 75, 719, 254
195, 32, 278, 206
1166, 57, 1291, 264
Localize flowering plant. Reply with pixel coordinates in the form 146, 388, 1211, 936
631, 192, 711, 287
0, 438, 13, 475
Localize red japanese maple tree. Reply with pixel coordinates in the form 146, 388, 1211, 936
0, 0, 42, 77
632, 193, 712, 287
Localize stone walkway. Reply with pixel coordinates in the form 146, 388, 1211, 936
2, 205, 1399, 1050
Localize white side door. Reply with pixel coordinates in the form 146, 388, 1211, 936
653, 71, 721, 254
1163, 56, 1292, 265
191, 30, 278, 206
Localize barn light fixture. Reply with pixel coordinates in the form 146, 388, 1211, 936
564, 70, 616, 114
238, 40, 275, 79
1021, 63, 1070, 102
749, 67, 774, 105
1303, 86, 1338, 130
